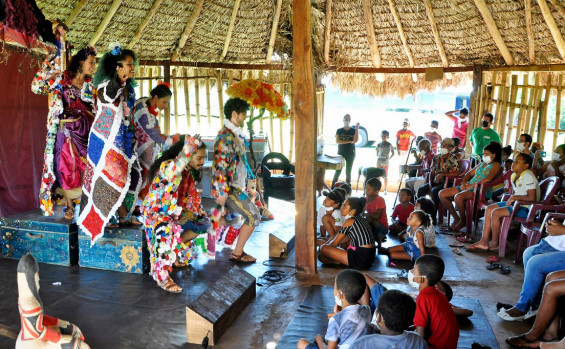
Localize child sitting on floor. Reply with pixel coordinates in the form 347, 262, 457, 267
350, 289, 428, 349
317, 189, 345, 239
389, 188, 415, 235
297, 269, 372, 349
412, 197, 436, 248
363, 178, 388, 249
411, 255, 459, 349
388, 211, 430, 261
436, 281, 474, 318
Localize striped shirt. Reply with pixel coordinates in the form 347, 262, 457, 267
339, 216, 375, 247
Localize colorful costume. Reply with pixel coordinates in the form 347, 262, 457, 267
132, 97, 179, 199
32, 58, 95, 216
16, 254, 89, 348
78, 77, 141, 242
141, 136, 203, 282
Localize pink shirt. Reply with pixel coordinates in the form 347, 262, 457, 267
452, 119, 468, 146
425, 132, 442, 153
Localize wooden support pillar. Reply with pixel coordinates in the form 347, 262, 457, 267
172, 68, 179, 132
517, 74, 529, 135
292, 0, 316, 274
139, 67, 145, 98
494, 73, 507, 135
163, 62, 171, 134
553, 74, 564, 150
498, 74, 511, 142
195, 76, 201, 125
467, 65, 483, 151
277, 83, 284, 153
184, 67, 191, 129
505, 75, 519, 146
217, 70, 224, 127
205, 71, 211, 127
289, 83, 295, 162
528, 74, 543, 137
539, 75, 553, 145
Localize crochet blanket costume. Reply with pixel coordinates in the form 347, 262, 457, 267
78, 77, 140, 242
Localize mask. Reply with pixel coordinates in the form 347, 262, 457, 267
371, 312, 381, 332
420, 150, 426, 157
482, 120, 489, 128
430, 128, 437, 133
483, 155, 492, 164
516, 142, 525, 152
334, 294, 342, 307
439, 148, 449, 155
407, 270, 421, 288
343, 214, 353, 221
344, 121, 350, 127
553, 153, 562, 162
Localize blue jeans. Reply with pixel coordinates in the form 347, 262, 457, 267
515, 239, 565, 312
369, 282, 388, 315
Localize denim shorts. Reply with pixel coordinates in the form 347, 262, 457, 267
369, 282, 388, 314
496, 201, 529, 218
402, 241, 421, 260
305, 343, 319, 349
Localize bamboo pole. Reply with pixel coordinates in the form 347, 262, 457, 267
553, 74, 564, 150
205, 70, 211, 127
517, 74, 530, 134
277, 83, 284, 154
259, 71, 264, 132
539, 75, 553, 145
163, 62, 171, 134
217, 69, 224, 127
172, 68, 179, 132
184, 67, 191, 129
526, 74, 540, 134
477, 85, 487, 126
498, 75, 511, 142
494, 73, 507, 134
139, 66, 145, 98
506, 75, 519, 146
228, 70, 234, 88
289, 83, 295, 162
195, 76, 201, 125
529, 74, 543, 137
269, 111, 275, 150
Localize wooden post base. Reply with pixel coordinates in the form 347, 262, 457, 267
269, 229, 296, 259
186, 266, 256, 346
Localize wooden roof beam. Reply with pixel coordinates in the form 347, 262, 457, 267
66, 0, 88, 27
537, 0, 565, 60
266, 0, 283, 64
473, 0, 514, 65
171, 0, 205, 62
88, 0, 122, 47
126, 0, 164, 50
423, 0, 448, 67
547, 0, 565, 20
525, 0, 536, 63
323, 0, 333, 65
388, 0, 415, 67
219, 0, 242, 63
361, 0, 381, 68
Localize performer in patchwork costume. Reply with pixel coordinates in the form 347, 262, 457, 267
212, 98, 261, 263
133, 82, 180, 199
78, 44, 142, 243
16, 254, 89, 348
141, 136, 210, 293
32, 46, 97, 219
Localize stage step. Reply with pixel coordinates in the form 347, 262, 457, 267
269, 228, 295, 259
186, 266, 256, 346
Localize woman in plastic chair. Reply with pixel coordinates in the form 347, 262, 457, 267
438, 142, 502, 233
318, 197, 376, 270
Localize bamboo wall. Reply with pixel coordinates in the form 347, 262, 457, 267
134, 66, 296, 162
470, 71, 565, 152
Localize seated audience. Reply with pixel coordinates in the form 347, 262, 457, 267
363, 178, 387, 249
319, 197, 376, 270
317, 189, 344, 239
297, 269, 371, 349
435, 281, 474, 318
425, 120, 442, 153
407, 136, 426, 178
502, 145, 513, 163
505, 270, 565, 348
417, 138, 460, 207
531, 142, 546, 169
411, 255, 459, 349
497, 216, 565, 321
467, 153, 539, 252
404, 139, 435, 194
451, 137, 464, 161
438, 142, 502, 233
515, 133, 533, 157
414, 197, 437, 248
537, 144, 565, 180
350, 290, 427, 349
389, 188, 415, 235
388, 211, 431, 261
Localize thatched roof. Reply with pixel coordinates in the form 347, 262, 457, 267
35, 0, 565, 96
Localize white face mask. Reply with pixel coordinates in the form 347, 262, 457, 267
344, 120, 350, 127
483, 155, 492, 164
343, 214, 353, 221
439, 148, 449, 155
420, 150, 427, 157
516, 142, 526, 152
371, 312, 381, 332
552, 153, 562, 161
334, 294, 343, 307
407, 270, 422, 288
430, 127, 437, 133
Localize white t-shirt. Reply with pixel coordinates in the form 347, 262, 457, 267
325, 304, 372, 348
511, 169, 540, 200
545, 222, 565, 251
317, 206, 343, 228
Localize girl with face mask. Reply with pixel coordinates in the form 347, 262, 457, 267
318, 197, 376, 270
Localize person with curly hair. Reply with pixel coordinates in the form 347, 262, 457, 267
32, 44, 97, 219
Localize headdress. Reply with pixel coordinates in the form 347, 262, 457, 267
108, 41, 122, 56
157, 80, 172, 89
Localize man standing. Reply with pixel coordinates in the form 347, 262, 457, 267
445, 107, 469, 147
333, 114, 359, 187
396, 118, 416, 158
212, 98, 260, 263
376, 130, 395, 194
424, 120, 442, 153
469, 113, 501, 159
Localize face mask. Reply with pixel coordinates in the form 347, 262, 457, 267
371, 312, 381, 332
420, 150, 426, 157
516, 142, 525, 152
344, 121, 350, 127
430, 127, 437, 133
483, 155, 492, 164
439, 148, 449, 155
553, 153, 562, 161
343, 214, 353, 221
482, 120, 489, 128
407, 270, 421, 288
334, 294, 343, 307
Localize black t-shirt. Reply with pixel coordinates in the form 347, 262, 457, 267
336, 127, 356, 155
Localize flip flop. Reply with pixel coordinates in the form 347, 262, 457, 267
456, 236, 473, 243
486, 256, 500, 263
449, 241, 465, 248
486, 262, 501, 270
451, 248, 463, 255
505, 334, 540, 348
500, 266, 511, 274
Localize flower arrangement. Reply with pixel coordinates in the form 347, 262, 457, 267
226, 79, 290, 119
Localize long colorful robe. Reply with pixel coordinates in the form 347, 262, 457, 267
133, 97, 180, 199
141, 137, 201, 282
31, 61, 95, 216
78, 77, 141, 243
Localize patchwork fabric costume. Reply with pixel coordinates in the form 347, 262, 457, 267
141, 137, 202, 282
78, 77, 141, 242
31, 56, 96, 216
16, 254, 89, 349
133, 97, 180, 199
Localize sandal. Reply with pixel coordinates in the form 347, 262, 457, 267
449, 241, 465, 248
456, 236, 473, 243
500, 265, 511, 274
452, 248, 463, 255
505, 334, 540, 348
486, 262, 501, 270
496, 302, 514, 311
486, 256, 500, 263
157, 277, 182, 293
63, 206, 75, 220
230, 251, 256, 263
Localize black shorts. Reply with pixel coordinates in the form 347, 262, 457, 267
347, 246, 377, 270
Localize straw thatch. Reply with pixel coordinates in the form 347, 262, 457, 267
35, 0, 565, 95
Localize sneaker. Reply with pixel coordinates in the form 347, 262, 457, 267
524, 308, 538, 321
496, 308, 525, 321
